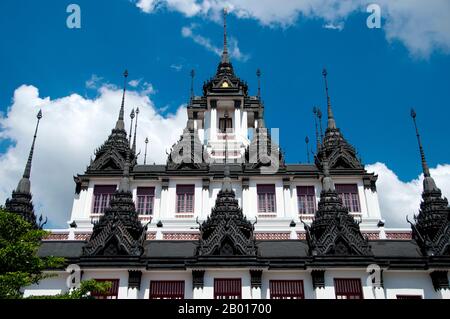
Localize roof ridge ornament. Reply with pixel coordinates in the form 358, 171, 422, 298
115, 70, 128, 130
322, 68, 336, 129
132, 107, 139, 154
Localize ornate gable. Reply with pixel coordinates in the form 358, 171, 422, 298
304, 161, 372, 256
196, 167, 257, 256
167, 127, 208, 170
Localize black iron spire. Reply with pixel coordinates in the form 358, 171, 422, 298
128, 108, 135, 144
256, 68, 261, 99
313, 107, 321, 151
305, 136, 310, 163
317, 108, 324, 143
18, 109, 42, 192
221, 7, 229, 64
144, 137, 149, 165
132, 107, 139, 153
410, 109, 436, 192
190, 69, 195, 99
5, 110, 44, 228
322, 68, 336, 129
115, 70, 128, 130
408, 109, 450, 256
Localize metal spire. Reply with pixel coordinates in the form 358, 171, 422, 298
144, 137, 149, 165
221, 7, 229, 64
132, 107, 139, 153
317, 108, 324, 143
322, 156, 335, 192
119, 149, 131, 192
410, 109, 439, 192
190, 69, 195, 99
322, 68, 336, 129
256, 68, 261, 98
313, 107, 321, 151
17, 110, 42, 193
115, 70, 128, 130
305, 136, 310, 163
128, 108, 135, 144
410, 108, 430, 177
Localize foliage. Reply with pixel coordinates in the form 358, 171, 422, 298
27, 279, 112, 299
0, 210, 64, 298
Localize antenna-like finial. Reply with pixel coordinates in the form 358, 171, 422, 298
190, 69, 195, 99
313, 107, 321, 151
322, 68, 336, 129
305, 136, 310, 163
129, 108, 135, 144
144, 137, 149, 165
221, 7, 229, 63
16, 110, 42, 193
132, 107, 139, 153
256, 68, 261, 98
115, 70, 128, 130
317, 108, 324, 142
410, 108, 430, 177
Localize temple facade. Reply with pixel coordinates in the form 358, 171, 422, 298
6, 12, 450, 299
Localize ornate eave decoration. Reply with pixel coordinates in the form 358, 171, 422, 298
83, 152, 147, 257
196, 167, 257, 256
304, 161, 372, 257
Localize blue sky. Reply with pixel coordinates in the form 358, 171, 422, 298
0, 0, 449, 227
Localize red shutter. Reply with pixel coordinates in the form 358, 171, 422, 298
334, 278, 363, 299
214, 279, 242, 299
176, 185, 195, 194
93, 185, 117, 195
270, 280, 304, 299
91, 279, 120, 299
137, 187, 155, 196
297, 186, 315, 196
257, 184, 275, 194
149, 281, 185, 299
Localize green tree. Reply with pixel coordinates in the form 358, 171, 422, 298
0, 209, 63, 298
0, 209, 112, 299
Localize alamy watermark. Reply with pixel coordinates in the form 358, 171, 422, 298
66, 4, 81, 29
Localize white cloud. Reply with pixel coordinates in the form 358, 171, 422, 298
136, 0, 450, 58
0, 82, 187, 228
181, 24, 250, 61
170, 63, 183, 71
85, 74, 103, 89
323, 22, 344, 31
366, 162, 450, 228
128, 79, 142, 87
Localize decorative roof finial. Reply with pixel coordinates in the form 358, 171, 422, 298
190, 69, 195, 99
119, 149, 131, 192
115, 70, 128, 130
129, 108, 135, 144
132, 107, 139, 153
144, 137, 149, 165
221, 7, 229, 64
17, 110, 42, 193
256, 68, 261, 98
322, 68, 336, 129
313, 107, 321, 151
305, 136, 310, 163
410, 108, 438, 192
322, 156, 335, 192
317, 108, 324, 143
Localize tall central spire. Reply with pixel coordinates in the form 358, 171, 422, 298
115, 70, 128, 130
410, 108, 437, 192
221, 8, 229, 64
322, 68, 336, 129
17, 110, 42, 193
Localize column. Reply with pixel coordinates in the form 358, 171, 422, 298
311, 270, 327, 299
282, 178, 291, 219
202, 179, 210, 219
210, 104, 217, 141
192, 270, 205, 299
250, 270, 262, 299
127, 270, 142, 299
